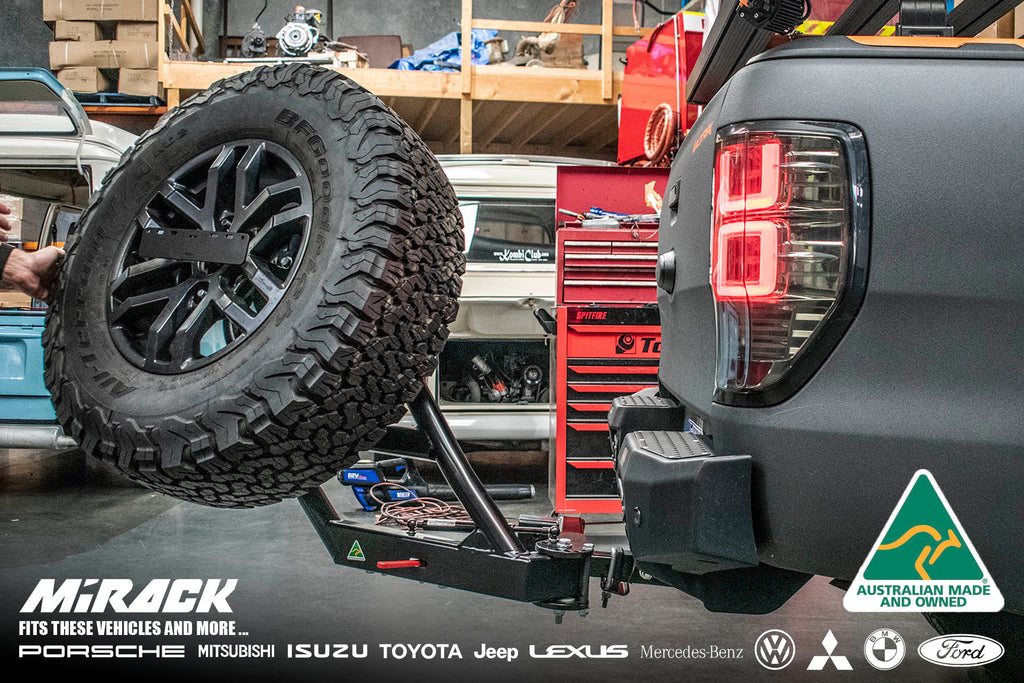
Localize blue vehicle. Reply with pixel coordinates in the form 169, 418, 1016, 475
0, 68, 134, 449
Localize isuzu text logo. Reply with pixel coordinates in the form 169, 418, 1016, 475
20, 579, 238, 614
529, 644, 628, 659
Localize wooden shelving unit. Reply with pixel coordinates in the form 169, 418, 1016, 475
158, 0, 654, 159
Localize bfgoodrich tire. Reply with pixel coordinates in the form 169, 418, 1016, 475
43, 64, 465, 507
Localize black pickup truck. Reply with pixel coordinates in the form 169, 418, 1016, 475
610, 29, 1023, 661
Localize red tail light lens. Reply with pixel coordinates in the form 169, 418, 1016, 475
711, 122, 869, 406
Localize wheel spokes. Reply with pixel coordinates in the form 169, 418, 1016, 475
109, 139, 312, 374
232, 178, 307, 234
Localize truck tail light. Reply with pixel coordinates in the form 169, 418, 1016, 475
711, 122, 869, 406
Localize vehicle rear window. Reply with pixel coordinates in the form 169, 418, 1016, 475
459, 198, 555, 264
0, 80, 76, 135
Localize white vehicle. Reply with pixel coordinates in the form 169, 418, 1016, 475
0, 68, 135, 450
416, 155, 612, 447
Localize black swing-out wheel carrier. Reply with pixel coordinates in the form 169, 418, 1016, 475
298, 386, 637, 616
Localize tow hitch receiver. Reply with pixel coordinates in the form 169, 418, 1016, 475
298, 385, 638, 616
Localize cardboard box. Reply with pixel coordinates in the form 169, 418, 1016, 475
0, 291, 34, 309
53, 20, 102, 41
116, 21, 158, 42
1016, 6, 1024, 38
118, 68, 160, 96
43, 0, 157, 21
49, 40, 158, 69
57, 66, 112, 93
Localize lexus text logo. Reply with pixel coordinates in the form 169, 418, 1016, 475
528, 645, 628, 659
754, 629, 795, 670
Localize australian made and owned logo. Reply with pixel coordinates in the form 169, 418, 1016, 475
844, 470, 1003, 612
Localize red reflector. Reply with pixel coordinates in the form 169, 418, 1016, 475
377, 559, 424, 569
713, 221, 780, 300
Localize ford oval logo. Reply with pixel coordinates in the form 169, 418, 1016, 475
917, 635, 1004, 667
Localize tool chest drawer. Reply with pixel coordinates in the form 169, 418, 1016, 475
564, 422, 616, 461
557, 227, 659, 304
565, 360, 659, 383
564, 461, 619, 499
565, 401, 612, 421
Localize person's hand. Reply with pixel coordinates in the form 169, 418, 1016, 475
0, 201, 11, 243
2, 246, 65, 302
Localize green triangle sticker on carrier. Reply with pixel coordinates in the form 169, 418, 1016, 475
844, 470, 1003, 612
347, 540, 366, 562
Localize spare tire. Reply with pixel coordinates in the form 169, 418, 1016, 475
43, 64, 465, 508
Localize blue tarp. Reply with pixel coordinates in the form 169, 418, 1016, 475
389, 29, 498, 71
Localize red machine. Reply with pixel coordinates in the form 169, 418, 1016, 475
551, 166, 668, 514
617, 11, 704, 165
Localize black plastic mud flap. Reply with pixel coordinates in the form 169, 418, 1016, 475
617, 430, 758, 573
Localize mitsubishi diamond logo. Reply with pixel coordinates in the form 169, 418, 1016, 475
808, 630, 852, 670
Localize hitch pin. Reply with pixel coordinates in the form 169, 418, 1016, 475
600, 547, 628, 608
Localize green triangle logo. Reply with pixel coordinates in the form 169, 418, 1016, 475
863, 473, 981, 581
844, 470, 1003, 612
347, 540, 365, 562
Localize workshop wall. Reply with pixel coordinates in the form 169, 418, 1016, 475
0, 0, 53, 69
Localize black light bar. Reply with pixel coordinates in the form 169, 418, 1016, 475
686, 0, 774, 105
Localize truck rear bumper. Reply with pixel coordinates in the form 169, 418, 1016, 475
608, 392, 811, 613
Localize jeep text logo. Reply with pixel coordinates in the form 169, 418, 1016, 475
529, 645, 628, 659
20, 579, 237, 614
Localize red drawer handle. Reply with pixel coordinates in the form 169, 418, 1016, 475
568, 423, 610, 432
569, 365, 658, 375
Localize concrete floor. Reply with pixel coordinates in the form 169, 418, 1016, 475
0, 448, 968, 682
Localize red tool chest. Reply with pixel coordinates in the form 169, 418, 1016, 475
554, 305, 660, 514
551, 166, 667, 514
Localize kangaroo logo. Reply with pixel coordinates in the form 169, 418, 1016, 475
844, 470, 1003, 612
875, 525, 961, 581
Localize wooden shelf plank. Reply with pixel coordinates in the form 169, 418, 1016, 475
160, 63, 623, 105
